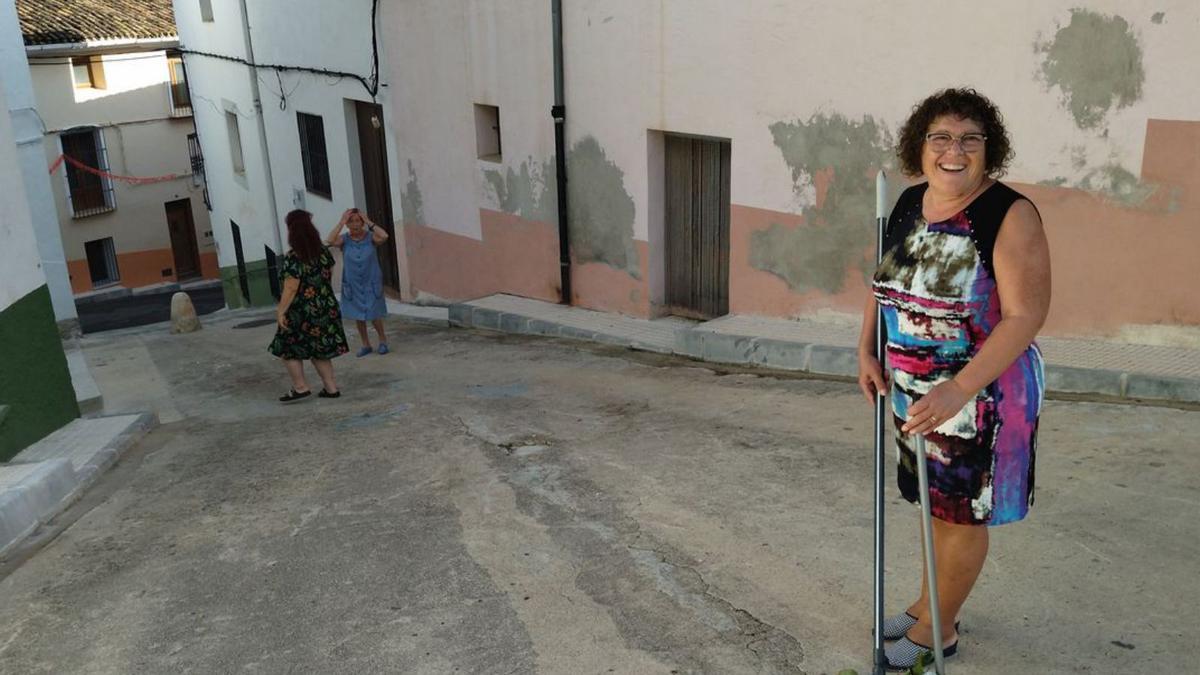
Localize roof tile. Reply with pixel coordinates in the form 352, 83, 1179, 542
17, 0, 177, 46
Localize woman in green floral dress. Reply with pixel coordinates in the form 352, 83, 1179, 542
268, 209, 349, 402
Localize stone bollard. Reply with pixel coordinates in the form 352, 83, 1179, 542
170, 292, 201, 334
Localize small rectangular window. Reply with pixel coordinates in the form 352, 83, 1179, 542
84, 237, 120, 286
297, 112, 331, 197
226, 111, 245, 175
167, 54, 191, 113
474, 104, 501, 161
60, 128, 115, 217
71, 56, 105, 89
199, 0, 214, 22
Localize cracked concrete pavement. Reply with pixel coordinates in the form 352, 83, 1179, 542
0, 311, 1196, 674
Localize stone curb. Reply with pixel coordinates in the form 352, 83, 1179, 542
448, 303, 1200, 406
0, 459, 77, 558
0, 412, 158, 557
386, 302, 450, 328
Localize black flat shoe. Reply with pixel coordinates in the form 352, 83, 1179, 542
279, 389, 312, 403
318, 389, 341, 398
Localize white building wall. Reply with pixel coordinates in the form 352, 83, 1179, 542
562, 0, 1200, 215
26, 39, 214, 293
382, 0, 1200, 333
176, 0, 409, 300
174, 0, 280, 298
248, 1, 403, 240
0, 0, 74, 323
0, 72, 46, 310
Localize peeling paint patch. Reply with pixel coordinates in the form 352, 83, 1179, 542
1038, 177, 1069, 187
1038, 9, 1145, 130
567, 136, 639, 277
1078, 164, 1157, 206
483, 157, 557, 223
755, 113, 893, 293
401, 160, 426, 226
1150, 12, 1165, 24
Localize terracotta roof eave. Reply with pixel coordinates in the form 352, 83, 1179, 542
25, 36, 180, 55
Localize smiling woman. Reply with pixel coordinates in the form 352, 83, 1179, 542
857, 87, 1052, 671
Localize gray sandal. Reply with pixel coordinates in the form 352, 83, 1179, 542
885, 636, 958, 671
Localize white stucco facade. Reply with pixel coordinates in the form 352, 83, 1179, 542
0, 70, 44, 310
382, 0, 1200, 336
0, 0, 74, 325
25, 35, 214, 295
174, 0, 407, 306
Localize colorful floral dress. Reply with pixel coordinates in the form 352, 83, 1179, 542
872, 182, 1044, 526
268, 248, 349, 360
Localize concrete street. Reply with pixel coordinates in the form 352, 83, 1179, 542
0, 311, 1196, 674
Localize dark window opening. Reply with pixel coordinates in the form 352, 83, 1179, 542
474, 104, 501, 161
84, 237, 120, 286
297, 112, 331, 197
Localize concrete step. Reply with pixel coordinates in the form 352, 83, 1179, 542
449, 294, 1200, 405
65, 344, 103, 414
0, 459, 77, 557
0, 413, 157, 556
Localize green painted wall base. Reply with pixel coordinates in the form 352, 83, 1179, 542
220, 259, 276, 309
0, 285, 79, 461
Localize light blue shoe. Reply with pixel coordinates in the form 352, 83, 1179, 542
356, 345, 373, 358
377, 343, 389, 355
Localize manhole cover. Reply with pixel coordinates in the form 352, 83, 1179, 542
233, 318, 277, 329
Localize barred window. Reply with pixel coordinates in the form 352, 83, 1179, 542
297, 112, 331, 198
60, 128, 115, 217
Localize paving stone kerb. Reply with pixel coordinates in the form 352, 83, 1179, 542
0, 413, 158, 556
0, 459, 76, 557
446, 301, 1200, 405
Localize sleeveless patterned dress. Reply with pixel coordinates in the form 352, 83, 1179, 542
872, 181, 1044, 526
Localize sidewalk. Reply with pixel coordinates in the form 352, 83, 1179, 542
439, 294, 1200, 405
0, 413, 156, 556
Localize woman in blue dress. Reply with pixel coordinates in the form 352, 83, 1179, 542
327, 208, 390, 356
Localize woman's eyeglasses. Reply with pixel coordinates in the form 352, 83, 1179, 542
925, 132, 986, 153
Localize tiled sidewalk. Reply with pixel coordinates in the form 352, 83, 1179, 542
438, 294, 1200, 405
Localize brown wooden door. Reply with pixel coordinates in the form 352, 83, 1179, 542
355, 101, 399, 290
165, 198, 201, 280
665, 135, 730, 319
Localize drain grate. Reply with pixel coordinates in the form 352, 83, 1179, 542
233, 318, 277, 329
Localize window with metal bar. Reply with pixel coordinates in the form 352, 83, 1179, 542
187, 132, 211, 210
60, 128, 115, 217
167, 54, 191, 115
297, 112, 331, 198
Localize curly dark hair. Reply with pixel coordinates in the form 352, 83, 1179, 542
285, 209, 324, 263
896, 88, 1013, 178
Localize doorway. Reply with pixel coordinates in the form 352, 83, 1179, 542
165, 198, 201, 280
664, 134, 731, 319
354, 101, 399, 290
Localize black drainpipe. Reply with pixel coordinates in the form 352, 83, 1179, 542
551, 0, 571, 304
